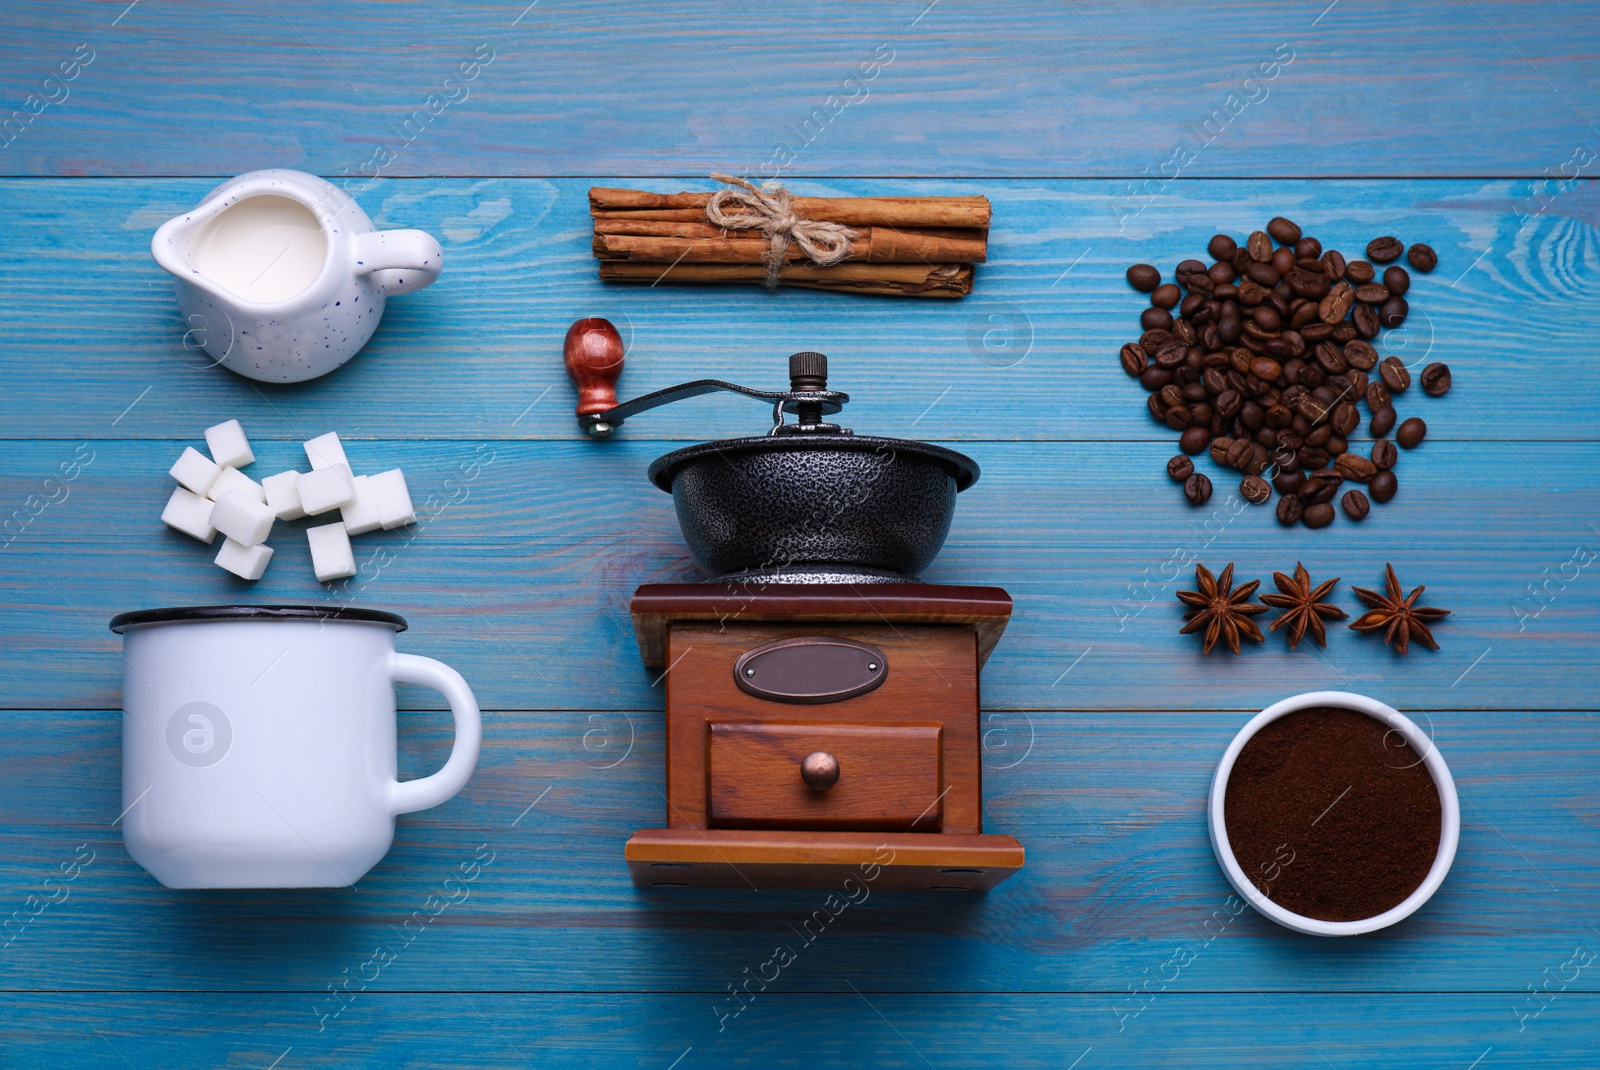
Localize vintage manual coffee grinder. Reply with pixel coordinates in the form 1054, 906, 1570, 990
565, 318, 1023, 891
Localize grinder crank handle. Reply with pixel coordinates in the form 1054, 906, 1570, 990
563, 318, 850, 437
564, 317, 626, 434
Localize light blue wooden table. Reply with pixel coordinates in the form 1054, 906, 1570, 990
2, 2, 1598, 1066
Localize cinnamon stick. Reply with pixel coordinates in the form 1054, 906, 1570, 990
598, 260, 973, 297
592, 227, 987, 264
589, 187, 991, 229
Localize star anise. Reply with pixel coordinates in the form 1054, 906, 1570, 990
1348, 563, 1451, 654
1177, 563, 1268, 655
1259, 562, 1348, 650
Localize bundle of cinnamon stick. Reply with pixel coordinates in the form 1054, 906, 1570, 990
589, 185, 989, 298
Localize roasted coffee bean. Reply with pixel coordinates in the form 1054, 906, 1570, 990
1336, 453, 1377, 482
1179, 426, 1212, 454
1240, 400, 1265, 430
1240, 474, 1273, 504
1209, 437, 1235, 466
1182, 381, 1208, 403
1287, 268, 1330, 299
1369, 469, 1398, 502
1319, 281, 1355, 324
1256, 427, 1280, 450
1327, 434, 1348, 457
1201, 367, 1228, 394
1266, 217, 1302, 245
1421, 361, 1452, 396
1150, 283, 1181, 310
1313, 341, 1347, 374
1251, 305, 1282, 332
1367, 236, 1404, 263
1294, 237, 1321, 260
1344, 260, 1376, 284
1342, 489, 1370, 521
1379, 296, 1408, 327
1176, 258, 1207, 279
1379, 356, 1411, 392
1343, 339, 1378, 370
1354, 283, 1390, 304
1140, 366, 1171, 390
1188, 273, 1216, 295
1397, 416, 1427, 448
1165, 405, 1193, 431
1246, 262, 1282, 287
1267, 246, 1293, 274
1372, 439, 1397, 470
1226, 438, 1256, 469
1300, 321, 1332, 343
1147, 393, 1168, 422
1141, 307, 1174, 331
1302, 501, 1336, 528
1332, 322, 1358, 343
1180, 293, 1206, 318
1332, 401, 1360, 436
1300, 475, 1340, 506
1208, 234, 1238, 261
1264, 403, 1293, 429
1274, 467, 1307, 496
1299, 446, 1331, 471
1370, 405, 1397, 438
1184, 472, 1213, 505
1366, 380, 1391, 410
1276, 492, 1304, 525
1216, 389, 1242, 419
1213, 283, 1240, 302
1166, 455, 1194, 482
1156, 343, 1189, 369
1209, 261, 1236, 285
1127, 264, 1161, 291
1352, 304, 1380, 337
1121, 342, 1149, 377
1320, 248, 1347, 281
1407, 243, 1438, 272
1383, 265, 1410, 295
1304, 421, 1333, 449
1251, 356, 1283, 382
1345, 367, 1370, 394
1140, 328, 1175, 351
1247, 230, 1273, 262
1233, 247, 1253, 276
1160, 384, 1185, 409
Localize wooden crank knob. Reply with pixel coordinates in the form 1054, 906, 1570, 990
564, 317, 625, 434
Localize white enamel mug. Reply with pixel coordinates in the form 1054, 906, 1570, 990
109, 605, 481, 889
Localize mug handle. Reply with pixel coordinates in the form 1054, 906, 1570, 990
352, 230, 443, 295
386, 652, 483, 815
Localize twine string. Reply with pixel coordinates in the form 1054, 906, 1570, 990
705, 173, 858, 288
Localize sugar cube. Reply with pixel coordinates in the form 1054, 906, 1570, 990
214, 538, 273, 580
340, 476, 384, 536
304, 432, 349, 471
209, 490, 276, 547
169, 447, 220, 496
161, 486, 218, 544
297, 464, 355, 515
207, 466, 265, 503
262, 470, 307, 521
368, 469, 417, 530
307, 522, 357, 582
204, 419, 255, 469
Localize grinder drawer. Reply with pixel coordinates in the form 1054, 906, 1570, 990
707, 720, 943, 831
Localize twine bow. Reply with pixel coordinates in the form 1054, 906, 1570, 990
706, 173, 858, 288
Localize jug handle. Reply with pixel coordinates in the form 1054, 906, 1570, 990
386, 652, 482, 815
352, 230, 443, 295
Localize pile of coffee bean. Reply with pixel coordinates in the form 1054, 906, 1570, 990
1122, 220, 1450, 528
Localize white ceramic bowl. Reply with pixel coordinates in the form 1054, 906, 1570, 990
1207, 690, 1460, 936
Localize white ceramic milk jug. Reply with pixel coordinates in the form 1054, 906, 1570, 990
151, 169, 442, 383
109, 605, 481, 889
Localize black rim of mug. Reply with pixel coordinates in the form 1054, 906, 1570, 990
108, 605, 408, 633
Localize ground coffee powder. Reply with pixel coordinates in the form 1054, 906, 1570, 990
1223, 706, 1441, 922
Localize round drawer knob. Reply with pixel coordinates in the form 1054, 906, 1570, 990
800, 751, 840, 791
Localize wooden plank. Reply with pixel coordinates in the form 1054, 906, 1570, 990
3, 992, 1597, 1068
1, 2, 1597, 177
0, 177, 1596, 441
0, 439, 1595, 713
0, 707, 1593, 993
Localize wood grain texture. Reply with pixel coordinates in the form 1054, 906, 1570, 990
0, 708, 1593, 994
1, 2, 1597, 178
707, 721, 944, 831
0, 178, 1597, 441
663, 623, 980, 834
1, 439, 1595, 713
4, 992, 1597, 1069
